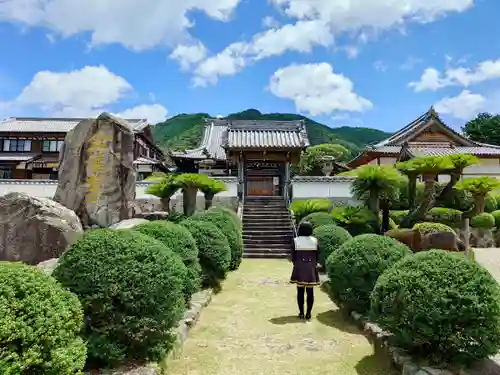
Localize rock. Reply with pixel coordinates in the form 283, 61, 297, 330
0, 193, 83, 265
54, 113, 136, 228
402, 362, 420, 375
421, 231, 465, 252
134, 211, 170, 221
37, 258, 59, 275
109, 218, 149, 229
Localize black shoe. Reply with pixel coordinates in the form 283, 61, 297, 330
298, 313, 305, 320
305, 312, 311, 321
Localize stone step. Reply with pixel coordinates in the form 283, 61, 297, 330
243, 236, 292, 244
243, 229, 293, 235
243, 252, 289, 259
243, 206, 287, 211
243, 213, 291, 218
244, 242, 291, 249
244, 248, 290, 254
243, 224, 293, 230
243, 216, 292, 221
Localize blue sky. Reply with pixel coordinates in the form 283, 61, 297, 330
0, 0, 499, 132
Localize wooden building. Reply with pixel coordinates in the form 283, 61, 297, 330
348, 107, 500, 179
170, 118, 309, 198
0, 117, 167, 180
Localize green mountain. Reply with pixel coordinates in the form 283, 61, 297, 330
152, 109, 391, 158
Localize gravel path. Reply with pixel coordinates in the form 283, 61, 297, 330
473, 248, 500, 283
162, 259, 395, 375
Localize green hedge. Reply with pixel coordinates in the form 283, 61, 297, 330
313, 224, 352, 268
425, 207, 462, 227
180, 219, 231, 288
330, 206, 378, 236
413, 222, 455, 235
0, 262, 86, 374
485, 194, 498, 213
53, 229, 186, 366
326, 234, 412, 313
471, 212, 496, 229
133, 221, 201, 303
371, 250, 500, 366
208, 206, 242, 233
389, 210, 409, 225
300, 212, 337, 229
192, 209, 243, 270
291, 199, 333, 224
492, 210, 500, 228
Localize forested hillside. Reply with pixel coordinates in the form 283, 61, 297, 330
152, 109, 391, 157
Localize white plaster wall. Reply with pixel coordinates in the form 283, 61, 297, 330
291, 177, 354, 199
0, 177, 239, 199
379, 157, 398, 165
463, 158, 500, 177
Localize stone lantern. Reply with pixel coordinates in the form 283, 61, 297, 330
321, 155, 335, 176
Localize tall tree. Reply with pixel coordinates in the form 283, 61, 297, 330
463, 113, 500, 145
299, 143, 349, 176
144, 173, 180, 212
456, 177, 500, 215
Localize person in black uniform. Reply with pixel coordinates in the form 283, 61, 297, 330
290, 221, 320, 320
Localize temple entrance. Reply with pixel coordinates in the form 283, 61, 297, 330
246, 176, 275, 196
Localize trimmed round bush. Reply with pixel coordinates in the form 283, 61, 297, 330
0, 262, 86, 374
371, 250, 500, 366
471, 212, 496, 229
133, 221, 201, 303
180, 219, 231, 288
485, 194, 498, 213
425, 207, 462, 227
291, 199, 333, 223
330, 206, 378, 236
389, 210, 409, 225
192, 209, 243, 270
413, 222, 455, 235
326, 234, 412, 313
492, 210, 500, 228
208, 206, 242, 233
300, 212, 337, 229
53, 229, 187, 366
313, 224, 352, 268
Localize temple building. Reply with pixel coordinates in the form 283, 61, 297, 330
0, 117, 167, 180
170, 118, 309, 198
348, 107, 500, 179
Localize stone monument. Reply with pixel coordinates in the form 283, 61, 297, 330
54, 112, 136, 227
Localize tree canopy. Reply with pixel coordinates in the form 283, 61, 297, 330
463, 112, 500, 146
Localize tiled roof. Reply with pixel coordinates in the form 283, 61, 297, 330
133, 157, 162, 165
0, 116, 149, 133
170, 118, 310, 161
224, 120, 309, 149
375, 144, 500, 157
0, 153, 39, 161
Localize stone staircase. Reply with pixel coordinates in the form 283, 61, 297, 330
242, 196, 295, 259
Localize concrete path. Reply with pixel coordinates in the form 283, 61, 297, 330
162, 259, 395, 375
473, 248, 500, 283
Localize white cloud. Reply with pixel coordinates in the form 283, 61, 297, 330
0, 0, 241, 51
170, 42, 208, 70
115, 104, 168, 124
373, 60, 387, 72
410, 58, 500, 91
268, 62, 372, 116
262, 16, 280, 28
435, 90, 486, 120
271, 0, 473, 32
399, 56, 422, 71
8, 65, 168, 124
193, 20, 332, 86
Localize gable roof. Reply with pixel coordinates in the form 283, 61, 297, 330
170, 118, 310, 161
372, 107, 477, 148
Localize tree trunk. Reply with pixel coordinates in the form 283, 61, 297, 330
474, 194, 486, 214
204, 193, 215, 210
381, 201, 390, 233
400, 174, 438, 228
183, 187, 198, 216
368, 191, 380, 214
436, 169, 462, 204
160, 197, 170, 212
408, 176, 417, 209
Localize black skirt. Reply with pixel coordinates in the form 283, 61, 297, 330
290, 250, 320, 287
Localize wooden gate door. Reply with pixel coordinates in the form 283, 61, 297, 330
247, 176, 274, 196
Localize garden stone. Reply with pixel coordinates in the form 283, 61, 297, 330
37, 258, 59, 275
402, 361, 419, 375
110, 218, 149, 229
0, 193, 83, 265
54, 112, 136, 228
134, 211, 170, 221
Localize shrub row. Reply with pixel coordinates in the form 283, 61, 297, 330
1, 206, 242, 372
325, 233, 500, 367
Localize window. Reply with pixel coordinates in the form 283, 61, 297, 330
0, 168, 13, 179
1, 139, 32, 152
42, 140, 64, 152
149, 148, 155, 158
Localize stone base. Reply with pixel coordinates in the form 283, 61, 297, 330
456, 228, 497, 248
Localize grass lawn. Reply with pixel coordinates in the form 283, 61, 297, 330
161, 259, 396, 375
